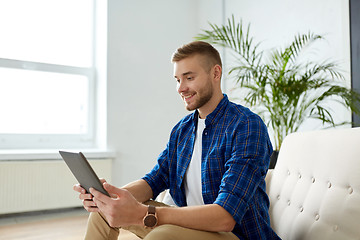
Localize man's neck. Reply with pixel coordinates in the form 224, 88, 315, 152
198, 92, 223, 119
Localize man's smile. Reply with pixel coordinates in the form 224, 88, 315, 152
182, 93, 196, 103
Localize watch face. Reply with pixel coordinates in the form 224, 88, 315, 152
144, 214, 157, 228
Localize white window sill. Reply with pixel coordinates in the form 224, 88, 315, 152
0, 149, 116, 161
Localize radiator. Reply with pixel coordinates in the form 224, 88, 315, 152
0, 159, 112, 215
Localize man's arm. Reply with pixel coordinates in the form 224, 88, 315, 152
90, 182, 236, 232
121, 179, 154, 203
73, 179, 153, 212
156, 203, 236, 232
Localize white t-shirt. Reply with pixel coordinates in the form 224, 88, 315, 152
184, 118, 206, 206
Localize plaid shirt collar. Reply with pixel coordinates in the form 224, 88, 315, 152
191, 94, 229, 127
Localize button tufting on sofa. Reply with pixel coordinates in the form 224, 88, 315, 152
266, 127, 360, 240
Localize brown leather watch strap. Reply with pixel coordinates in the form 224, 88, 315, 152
148, 205, 156, 215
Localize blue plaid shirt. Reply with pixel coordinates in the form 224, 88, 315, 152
143, 95, 280, 239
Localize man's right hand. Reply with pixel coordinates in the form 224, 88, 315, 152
73, 178, 107, 212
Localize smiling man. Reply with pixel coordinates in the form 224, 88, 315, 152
74, 41, 280, 240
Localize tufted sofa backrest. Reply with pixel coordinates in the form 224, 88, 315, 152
266, 127, 360, 240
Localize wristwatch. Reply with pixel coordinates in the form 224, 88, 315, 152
143, 205, 158, 228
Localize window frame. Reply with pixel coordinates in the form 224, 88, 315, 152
0, 0, 99, 150
350, 0, 360, 126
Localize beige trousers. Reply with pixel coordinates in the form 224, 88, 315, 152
84, 201, 239, 240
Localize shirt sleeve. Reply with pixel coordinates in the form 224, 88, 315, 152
213, 114, 272, 223
142, 145, 170, 200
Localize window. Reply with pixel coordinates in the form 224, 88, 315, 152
0, 0, 97, 149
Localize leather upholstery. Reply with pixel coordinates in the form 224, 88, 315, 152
266, 127, 360, 240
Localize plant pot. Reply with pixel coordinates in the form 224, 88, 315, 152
269, 151, 279, 169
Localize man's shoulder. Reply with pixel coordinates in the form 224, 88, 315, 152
170, 112, 195, 133
178, 112, 195, 125
222, 101, 269, 136
226, 101, 262, 122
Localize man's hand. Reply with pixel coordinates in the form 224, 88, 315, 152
90, 182, 147, 227
73, 179, 153, 227
73, 183, 99, 212
73, 178, 114, 212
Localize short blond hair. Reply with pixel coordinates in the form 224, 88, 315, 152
171, 41, 222, 71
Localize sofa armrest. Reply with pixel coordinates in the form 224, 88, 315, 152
265, 169, 273, 195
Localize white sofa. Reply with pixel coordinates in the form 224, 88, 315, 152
266, 127, 360, 240
121, 127, 360, 239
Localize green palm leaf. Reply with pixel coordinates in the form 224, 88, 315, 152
196, 15, 360, 150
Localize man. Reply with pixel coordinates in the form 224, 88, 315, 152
74, 41, 280, 239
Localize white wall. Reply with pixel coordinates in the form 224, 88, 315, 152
107, 0, 198, 186
106, 0, 351, 186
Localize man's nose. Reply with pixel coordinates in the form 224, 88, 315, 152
177, 80, 188, 93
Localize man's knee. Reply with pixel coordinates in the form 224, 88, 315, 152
143, 224, 239, 240
85, 212, 120, 240
144, 225, 182, 240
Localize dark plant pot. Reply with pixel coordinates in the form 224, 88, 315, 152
269, 150, 279, 169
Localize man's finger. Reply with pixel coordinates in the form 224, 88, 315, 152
90, 187, 112, 204
83, 199, 97, 207
92, 195, 108, 211
73, 184, 85, 193
79, 193, 93, 200
85, 205, 100, 213
103, 182, 122, 198
103, 182, 125, 197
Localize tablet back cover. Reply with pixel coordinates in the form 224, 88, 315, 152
59, 151, 109, 196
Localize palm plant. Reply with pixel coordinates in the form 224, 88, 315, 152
196, 15, 360, 151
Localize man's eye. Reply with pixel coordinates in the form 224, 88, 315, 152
187, 77, 193, 80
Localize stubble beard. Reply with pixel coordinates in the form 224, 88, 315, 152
185, 84, 213, 112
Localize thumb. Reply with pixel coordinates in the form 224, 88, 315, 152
103, 182, 123, 198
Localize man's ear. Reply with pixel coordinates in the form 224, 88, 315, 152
213, 64, 222, 82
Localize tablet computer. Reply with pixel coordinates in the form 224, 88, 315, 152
59, 151, 110, 197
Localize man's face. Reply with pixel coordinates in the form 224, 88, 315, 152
173, 55, 214, 112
